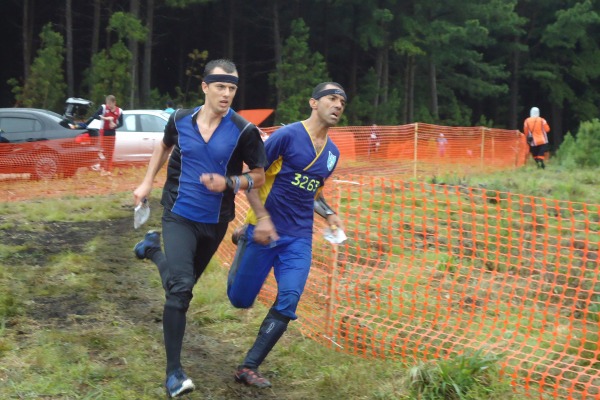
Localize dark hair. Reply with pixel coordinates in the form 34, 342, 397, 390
312, 82, 345, 98
204, 59, 237, 77
166, 100, 174, 108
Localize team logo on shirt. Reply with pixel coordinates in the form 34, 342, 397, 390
327, 151, 337, 171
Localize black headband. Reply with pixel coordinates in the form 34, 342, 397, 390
203, 74, 239, 85
312, 88, 347, 101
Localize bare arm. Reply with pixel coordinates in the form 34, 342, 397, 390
246, 189, 279, 245
199, 166, 265, 193
133, 141, 172, 206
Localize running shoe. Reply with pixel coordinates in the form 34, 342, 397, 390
133, 230, 161, 260
235, 367, 272, 388
165, 368, 195, 398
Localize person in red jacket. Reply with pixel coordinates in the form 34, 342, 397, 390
87, 95, 123, 174
523, 106, 550, 169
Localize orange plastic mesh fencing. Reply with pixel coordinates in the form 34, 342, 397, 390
1, 123, 527, 202
5, 123, 590, 399
264, 123, 527, 178
217, 175, 600, 400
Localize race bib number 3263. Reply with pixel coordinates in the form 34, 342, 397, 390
291, 173, 320, 192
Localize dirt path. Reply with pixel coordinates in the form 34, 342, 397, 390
3, 213, 295, 399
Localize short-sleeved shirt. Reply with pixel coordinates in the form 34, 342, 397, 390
161, 107, 267, 224
247, 121, 340, 238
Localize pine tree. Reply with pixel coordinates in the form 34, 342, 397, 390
10, 23, 67, 112
270, 19, 330, 125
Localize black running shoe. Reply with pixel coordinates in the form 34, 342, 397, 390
133, 230, 161, 260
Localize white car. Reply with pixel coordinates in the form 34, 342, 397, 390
88, 109, 170, 164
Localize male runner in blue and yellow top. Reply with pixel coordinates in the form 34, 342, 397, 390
227, 82, 346, 388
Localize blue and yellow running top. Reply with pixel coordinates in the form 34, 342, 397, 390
247, 121, 340, 238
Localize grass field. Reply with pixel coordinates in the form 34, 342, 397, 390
0, 192, 422, 399
3, 163, 595, 399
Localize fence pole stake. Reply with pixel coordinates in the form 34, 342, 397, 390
413, 123, 419, 179
325, 186, 342, 340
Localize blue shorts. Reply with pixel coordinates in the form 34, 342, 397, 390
227, 224, 312, 320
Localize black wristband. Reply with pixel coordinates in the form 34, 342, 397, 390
243, 173, 254, 192
226, 176, 234, 191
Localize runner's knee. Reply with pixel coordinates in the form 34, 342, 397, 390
165, 290, 193, 312
228, 290, 255, 309
165, 277, 195, 311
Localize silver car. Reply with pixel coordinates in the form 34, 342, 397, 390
88, 109, 170, 164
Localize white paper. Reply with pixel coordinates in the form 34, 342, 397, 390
134, 199, 150, 229
323, 227, 347, 244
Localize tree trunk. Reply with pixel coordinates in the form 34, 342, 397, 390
91, 0, 101, 61
403, 55, 415, 124
373, 49, 383, 110
508, 39, 520, 130
22, 0, 34, 81
408, 56, 415, 123
272, 0, 282, 105
238, 32, 247, 109
428, 59, 438, 120
226, 0, 234, 59
382, 46, 389, 104
141, 0, 154, 107
65, 0, 74, 97
550, 103, 562, 153
128, 0, 141, 108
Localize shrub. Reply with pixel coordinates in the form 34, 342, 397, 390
404, 349, 513, 399
556, 119, 600, 169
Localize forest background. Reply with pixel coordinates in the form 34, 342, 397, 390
2, 0, 600, 153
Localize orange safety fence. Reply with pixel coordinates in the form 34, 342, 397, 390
6, 123, 591, 399
263, 123, 528, 178
217, 175, 600, 400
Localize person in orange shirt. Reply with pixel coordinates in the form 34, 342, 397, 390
523, 106, 550, 169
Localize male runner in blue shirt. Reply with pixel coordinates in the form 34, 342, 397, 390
227, 82, 346, 388
132, 59, 267, 398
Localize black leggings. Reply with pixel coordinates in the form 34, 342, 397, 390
157, 209, 228, 307
152, 209, 228, 374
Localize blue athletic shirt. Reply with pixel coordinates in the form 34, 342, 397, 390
161, 107, 267, 224
247, 121, 340, 238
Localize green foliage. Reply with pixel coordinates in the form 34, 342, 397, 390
405, 350, 512, 399
527, 0, 600, 121
86, 12, 147, 105
179, 49, 208, 106
88, 42, 131, 105
165, 0, 216, 7
270, 18, 330, 124
555, 119, 600, 169
9, 23, 66, 112
108, 12, 148, 42
347, 67, 401, 125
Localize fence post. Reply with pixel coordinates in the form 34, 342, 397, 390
480, 126, 486, 169
413, 123, 419, 179
325, 185, 342, 340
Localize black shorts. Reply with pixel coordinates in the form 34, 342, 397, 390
161, 208, 229, 284
529, 144, 548, 158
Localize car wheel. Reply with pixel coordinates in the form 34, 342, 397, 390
31, 152, 60, 180
62, 167, 78, 178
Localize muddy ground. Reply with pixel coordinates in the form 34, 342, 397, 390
2, 210, 300, 400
